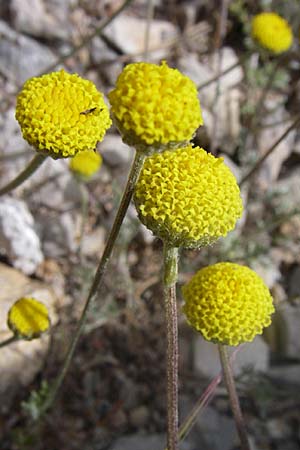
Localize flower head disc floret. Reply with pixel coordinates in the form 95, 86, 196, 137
108, 61, 203, 152
70, 150, 102, 179
7, 297, 50, 340
182, 262, 275, 346
134, 146, 243, 248
15, 70, 112, 158
251, 12, 293, 53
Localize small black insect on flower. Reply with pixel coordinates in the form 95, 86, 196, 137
80, 107, 97, 115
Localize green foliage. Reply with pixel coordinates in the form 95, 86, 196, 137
21, 380, 50, 421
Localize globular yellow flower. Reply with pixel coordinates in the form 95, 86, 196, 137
15, 70, 112, 158
182, 262, 275, 346
69, 150, 102, 179
7, 297, 50, 340
251, 12, 293, 54
108, 61, 203, 152
134, 146, 243, 248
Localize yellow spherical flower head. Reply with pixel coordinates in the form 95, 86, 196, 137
108, 61, 203, 153
251, 12, 293, 54
134, 146, 243, 248
70, 150, 102, 180
7, 297, 50, 340
15, 70, 112, 158
182, 262, 275, 346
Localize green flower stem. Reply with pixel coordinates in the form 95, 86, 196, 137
0, 335, 19, 349
240, 113, 300, 186
163, 243, 179, 450
39, 150, 145, 416
0, 154, 47, 196
218, 344, 251, 450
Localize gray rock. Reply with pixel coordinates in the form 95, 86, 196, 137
178, 50, 243, 154
111, 433, 193, 450
178, 53, 216, 105
100, 134, 133, 168
80, 226, 106, 258
193, 336, 270, 379
111, 434, 165, 450
39, 211, 77, 258
129, 405, 150, 428
90, 37, 123, 85
266, 417, 291, 439
103, 14, 178, 61
209, 47, 243, 93
0, 197, 43, 274
256, 97, 295, 189
179, 48, 243, 107
250, 256, 281, 289
0, 107, 31, 157
10, 0, 70, 39
0, 20, 56, 85
194, 406, 237, 450
271, 168, 300, 214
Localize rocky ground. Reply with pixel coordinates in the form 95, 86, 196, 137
0, 0, 300, 449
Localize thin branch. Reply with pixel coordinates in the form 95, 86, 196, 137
240, 114, 300, 186
143, 0, 155, 61
0, 335, 19, 349
0, 154, 47, 196
210, 0, 231, 154
34, 0, 134, 77
38, 150, 145, 417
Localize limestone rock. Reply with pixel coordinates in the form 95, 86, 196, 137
256, 96, 295, 189
0, 20, 56, 85
10, 0, 70, 40
100, 134, 133, 168
178, 49, 243, 154
193, 335, 270, 379
103, 15, 178, 61
0, 197, 43, 274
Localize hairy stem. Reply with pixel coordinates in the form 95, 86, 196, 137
163, 243, 179, 450
39, 151, 145, 416
218, 344, 251, 450
0, 154, 47, 196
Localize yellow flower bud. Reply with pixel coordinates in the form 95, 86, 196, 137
7, 297, 50, 340
69, 150, 102, 179
251, 12, 293, 54
182, 262, 275, 346
15, 70, 111, 158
